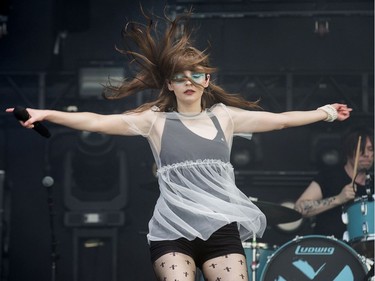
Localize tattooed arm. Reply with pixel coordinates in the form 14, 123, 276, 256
294, 181, 355, 217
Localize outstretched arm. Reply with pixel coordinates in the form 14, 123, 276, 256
230, 103, 351, 133
5, 107, 146, 136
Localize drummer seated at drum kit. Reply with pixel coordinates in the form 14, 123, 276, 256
240, 127, 374, 281
294, 127, 374, 267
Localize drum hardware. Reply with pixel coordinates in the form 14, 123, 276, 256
362, 222, 369, 235
365, 172, 373, 202
251, 235, 258, 281
243, 237, 277, 281
363, 258, 374, 281
363, 257, 374, 272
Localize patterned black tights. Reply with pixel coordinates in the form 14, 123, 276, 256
153, 252, 249, 281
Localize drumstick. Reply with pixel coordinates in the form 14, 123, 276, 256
351, 136, 362, 190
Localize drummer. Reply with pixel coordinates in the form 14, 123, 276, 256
295, 126, 374, 239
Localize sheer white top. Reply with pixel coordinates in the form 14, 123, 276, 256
121, 103, 267, 243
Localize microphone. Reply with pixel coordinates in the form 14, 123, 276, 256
13, 106, 51, 138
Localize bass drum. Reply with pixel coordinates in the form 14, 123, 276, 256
260, 235, 367, 281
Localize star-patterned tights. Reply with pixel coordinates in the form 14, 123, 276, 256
153, 251, 249, 281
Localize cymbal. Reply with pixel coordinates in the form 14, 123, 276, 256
251, 200, 302, 225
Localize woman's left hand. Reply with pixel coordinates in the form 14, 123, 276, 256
331, 103, 352, 121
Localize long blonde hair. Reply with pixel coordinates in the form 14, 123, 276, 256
103, 6, 260, 112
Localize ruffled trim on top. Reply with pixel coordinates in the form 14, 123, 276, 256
157, 159, 233, 174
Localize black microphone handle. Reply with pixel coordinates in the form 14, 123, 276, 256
13, 106, 51, 138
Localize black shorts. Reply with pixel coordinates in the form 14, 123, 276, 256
149, 222, 245, 269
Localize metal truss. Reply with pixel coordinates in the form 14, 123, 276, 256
215, 71, 374, 115
1, 70, 373, 116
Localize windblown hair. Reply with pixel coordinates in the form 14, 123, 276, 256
103, 6, 260, 112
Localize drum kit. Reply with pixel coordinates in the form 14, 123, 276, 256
196, 198, 374, 281
242, 199, 374, 281
198, 137, 374, 280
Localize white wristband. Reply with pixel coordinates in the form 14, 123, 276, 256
317, 104, 338, 122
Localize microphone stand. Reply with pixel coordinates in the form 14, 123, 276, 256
45, 179, 59, 281
43, 139, 59, 281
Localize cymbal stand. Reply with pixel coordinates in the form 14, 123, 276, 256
250, 234, 259, 281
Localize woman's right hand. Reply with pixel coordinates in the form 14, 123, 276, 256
5, 107, 45, 129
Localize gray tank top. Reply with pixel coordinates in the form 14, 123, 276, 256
160, 113, 230, 166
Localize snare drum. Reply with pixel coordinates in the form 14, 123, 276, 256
242, 242, 277, 281
344, 196, 374, 258
260, 235, 367, 281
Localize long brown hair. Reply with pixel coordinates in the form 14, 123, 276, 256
103, 6, 260, 112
